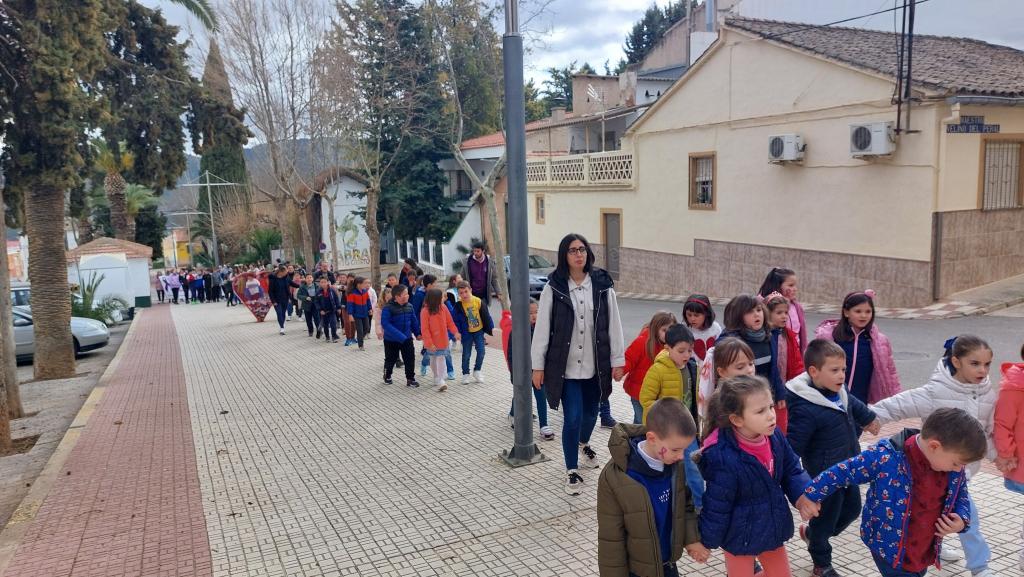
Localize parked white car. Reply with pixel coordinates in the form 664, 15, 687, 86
12, 305, 110, 362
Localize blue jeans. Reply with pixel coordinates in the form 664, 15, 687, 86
683, 438, 704, 510
274, 302, 288, 328
509, 384, 548, 428
872, 554, 926, 577
631, 398, 644, 424
561, 377, 600, 470
1006, 478, 1024, 494
960, 494, 990, 572
461, 331, 486, 374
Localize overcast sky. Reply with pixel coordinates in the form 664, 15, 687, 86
147, 0, 1024, 91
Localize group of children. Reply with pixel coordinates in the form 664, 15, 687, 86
377, 272, 493, 390
596, 266, 1024, 577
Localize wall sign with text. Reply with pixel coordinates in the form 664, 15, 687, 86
946, 115, 1000, 134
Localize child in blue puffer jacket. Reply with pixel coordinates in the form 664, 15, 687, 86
803, 408, 987, 577
380, 284, 421, 388
696, 375, 819, 577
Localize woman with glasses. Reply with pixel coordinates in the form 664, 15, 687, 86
531, 233, 626, 495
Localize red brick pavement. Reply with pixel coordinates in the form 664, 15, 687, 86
3, 306, 212, 577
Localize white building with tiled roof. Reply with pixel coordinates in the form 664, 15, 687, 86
526, 17, 1024, 308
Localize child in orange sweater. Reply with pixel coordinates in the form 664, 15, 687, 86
420, 288, 460, 392
995, 343, 1024, 573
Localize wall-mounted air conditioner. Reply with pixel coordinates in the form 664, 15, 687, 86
768, 134, 805, 163
850, 122, 895, 158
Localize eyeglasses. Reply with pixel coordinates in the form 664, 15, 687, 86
567, 247, 588, 255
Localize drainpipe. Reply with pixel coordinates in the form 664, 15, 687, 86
931, 103, 961, 301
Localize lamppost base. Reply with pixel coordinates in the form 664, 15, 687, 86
500, 444, 548, 468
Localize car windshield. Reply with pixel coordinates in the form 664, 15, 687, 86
528, 255, 553, 269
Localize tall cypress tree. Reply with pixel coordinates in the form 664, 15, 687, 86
196, 39, 250, 212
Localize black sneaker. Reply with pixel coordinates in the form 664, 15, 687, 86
565, 470, 584, 496
384, 374, 393, 385
812, 566, 841, 577
396, 360, 404, 368
315, 328, 322, 339
406, 379, 420, 388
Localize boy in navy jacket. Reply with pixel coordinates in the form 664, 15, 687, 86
380, 284, 421, 387
786, 339, 880, 577
314, 277, 341, 342
803, 408, 986, 577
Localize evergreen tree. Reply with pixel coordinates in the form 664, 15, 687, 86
524, 79, 548, 122
435, 0, 503, 139
134, 204, 167, 259
622, 1, 691, 65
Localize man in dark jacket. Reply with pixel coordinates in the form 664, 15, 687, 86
597, 399, 707, 577
459, 241, 502, 306
786, 339, 880, 577
268, 265, 299, 334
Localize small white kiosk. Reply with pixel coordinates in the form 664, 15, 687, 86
66, 237, 154, 310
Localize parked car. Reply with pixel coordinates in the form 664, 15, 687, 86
12, 305, 110, 362
10, 281, 123, 324
503, 253, 554, 299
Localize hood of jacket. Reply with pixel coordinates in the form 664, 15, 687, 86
786, 372, 850, 410
608, 422, 647, 469
547, 267, 614, 295
1001, 363, 1024, 391
887, 427, 918, 453
930, 358, 992, 397
385, 300, 412, 314
627, 437, 673, 480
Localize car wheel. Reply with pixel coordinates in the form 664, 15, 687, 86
73, 338, 81, 357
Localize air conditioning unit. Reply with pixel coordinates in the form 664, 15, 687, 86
768, 134, 805, 163
850, 121, 895, 158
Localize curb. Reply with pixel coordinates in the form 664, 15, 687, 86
0, 310, 143, 576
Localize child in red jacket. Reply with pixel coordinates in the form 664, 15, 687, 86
621, 311, 678, 424
994, 343, 1024, 573
764, 292, 804, 435
501, 299, 553, 440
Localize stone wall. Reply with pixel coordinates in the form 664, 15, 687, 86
938, 208, 1024, 297
532, 239, 933, 308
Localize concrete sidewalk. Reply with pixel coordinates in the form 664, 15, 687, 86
1, 302, 1021, 577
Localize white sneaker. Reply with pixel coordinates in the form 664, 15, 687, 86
579, 444, 601, 469
279, 328, 285, 335
970, 569, 997, 577
540, 426, 555, 440
565, 469, 584, 496
435, 381, 448, 393
940, 544, 964, 562
462, 374, 473, 385
473, 370, 483, 383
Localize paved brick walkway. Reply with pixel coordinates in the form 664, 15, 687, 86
3, 303, 1023, 577
3, 306, 212, 577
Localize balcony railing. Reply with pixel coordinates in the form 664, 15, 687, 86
526, 151, 634, 187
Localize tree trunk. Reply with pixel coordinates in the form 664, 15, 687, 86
273, 196, 292, 262
0, 185, 22, 431
326, 192, 339, 271
297, 201, 315, 268
126, 216, 137, 243
365, 183, 381, 294
25, 184, 76, 380
480, 186, 510, 310
106, 171, 130, 240
77, 211, 94, 245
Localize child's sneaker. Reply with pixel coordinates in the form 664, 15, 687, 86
812, 566, 841, 577
565, 469, 584, 496
383, 375, 393, 385
315, 327, 322, 339
940, 544, 965, 562
579, 444, 601, 468
446, 371, 455, 380
462, 374, 473, 385
331, 338, 339, 343
420, 364, 429, 377
435, 380, 447, 392
406, 379, 420, 388
540, 426, 555, 440
344, 339, 351, 346
279, 328, 285, 335
472, 370, 483, 383
307, 331, 313, 337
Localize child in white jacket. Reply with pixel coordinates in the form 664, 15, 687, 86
869, 335, 997, 577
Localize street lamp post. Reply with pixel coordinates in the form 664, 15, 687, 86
501, 0, 546, 467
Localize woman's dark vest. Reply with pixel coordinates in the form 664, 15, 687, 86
542, 268, 614, 410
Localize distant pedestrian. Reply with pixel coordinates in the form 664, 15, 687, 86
459, 241, 502, 307
166, 270, 181, 304
268, 265, 299, 334
346, 276, 372, 350
314, 276, 340, 342
297, 274, 319, 337
153, 272, 165, 304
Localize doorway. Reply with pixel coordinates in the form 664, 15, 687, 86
601, 210, 622, 280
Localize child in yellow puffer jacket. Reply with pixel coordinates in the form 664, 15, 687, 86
638, 324, 705, 510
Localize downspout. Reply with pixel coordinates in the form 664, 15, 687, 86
932, 102, 961, 301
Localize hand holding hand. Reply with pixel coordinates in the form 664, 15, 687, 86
865, 419, 882, 436
934, 513, 965, 537
995, 456, 1018, 473
796, 495, 821, 521
684, 543, 710, 564
532, 370, 544, 390
611, 366, 625, 381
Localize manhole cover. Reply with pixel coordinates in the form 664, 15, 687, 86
892, 351, 931, 361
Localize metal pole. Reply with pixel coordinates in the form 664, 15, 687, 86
185, 212, 194, 266
206, 171, 220, 266
501, 0, 546, 467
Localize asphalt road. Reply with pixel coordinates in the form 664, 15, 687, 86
617, 298, 1024, 389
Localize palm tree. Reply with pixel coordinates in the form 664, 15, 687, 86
124, 184, 158, 242
168, 0, 219, 31
91, 139, 134, 240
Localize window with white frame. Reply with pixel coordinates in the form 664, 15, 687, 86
982, 140, 1024, 210
689, 153, 715, 210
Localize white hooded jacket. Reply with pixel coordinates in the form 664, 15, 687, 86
869, 359, 996, 478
